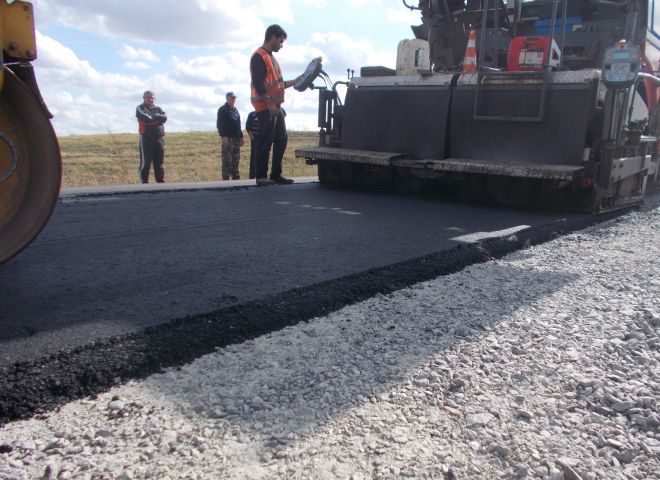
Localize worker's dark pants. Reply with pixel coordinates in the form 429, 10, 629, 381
139, 135, 165, 183
249, 139, 257, 179
254, 109, 287, 180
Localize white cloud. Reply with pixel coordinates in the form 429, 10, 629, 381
386, 7, 419, 24
35, 33, 143, 99
301, 0, 327, 8
118, 45, 160, 63
34, 0, 270, 47
170, 53, 250, 86
33, 34, 144, 134
124, 61, 151, 70
33, 33, 252, 134
32, 29, 398, 135
285, 110, 320, 131
347, 0, 383, 6
277, 44, 326, 74
46, 92, 137, 136
307, 31, 395, 79
28, 2, 411, 135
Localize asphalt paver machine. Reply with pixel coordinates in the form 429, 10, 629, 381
297, 0, 660, 212
0, 0, 61, 264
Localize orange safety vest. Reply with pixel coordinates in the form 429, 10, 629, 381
250, 47, 285, 112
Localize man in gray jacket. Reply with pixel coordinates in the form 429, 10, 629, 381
136, 90, 167, 183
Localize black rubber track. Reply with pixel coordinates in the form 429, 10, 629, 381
0, 208, 630, 426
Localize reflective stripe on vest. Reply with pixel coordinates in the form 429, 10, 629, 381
250, 47, 285, 112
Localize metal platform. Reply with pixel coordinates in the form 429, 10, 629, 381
295, 147, 405, 166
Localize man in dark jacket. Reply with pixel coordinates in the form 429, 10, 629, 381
136, 90, 167, 183
245, 110, 259, 179
216, 92, 244, 180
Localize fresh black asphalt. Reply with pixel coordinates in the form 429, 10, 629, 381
0, 182, 626, 424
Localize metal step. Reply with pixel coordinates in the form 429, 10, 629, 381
296, 147, 585, 181
415, 158, 585, 181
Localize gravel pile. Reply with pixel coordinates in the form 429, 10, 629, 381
1, 203, 658, 480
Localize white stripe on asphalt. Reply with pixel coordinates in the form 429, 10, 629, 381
450, 224, 531, 243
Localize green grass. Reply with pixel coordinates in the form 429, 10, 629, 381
58, 130, 320, 187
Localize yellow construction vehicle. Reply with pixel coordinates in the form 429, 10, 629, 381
0, 0, 60, 264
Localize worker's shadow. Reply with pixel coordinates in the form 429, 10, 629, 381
138, 261, 578, 465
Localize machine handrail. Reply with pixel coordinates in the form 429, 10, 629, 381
473, 0, 563, 122
636, 72, 660, 86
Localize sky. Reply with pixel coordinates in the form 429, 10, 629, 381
27, 0, 421, 136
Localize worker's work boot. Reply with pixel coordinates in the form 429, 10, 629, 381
256, 177, 275, 186
272, 176, 294, 185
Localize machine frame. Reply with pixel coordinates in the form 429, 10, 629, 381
297, 0, 660, 212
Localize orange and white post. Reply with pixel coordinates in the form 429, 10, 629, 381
463, 30, 478, 73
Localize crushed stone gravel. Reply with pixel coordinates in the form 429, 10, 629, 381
1, 202, 658, 480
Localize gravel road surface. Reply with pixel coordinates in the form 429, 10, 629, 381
0, 200, 658, 480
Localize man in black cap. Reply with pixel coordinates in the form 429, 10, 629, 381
216, 91, 244, 180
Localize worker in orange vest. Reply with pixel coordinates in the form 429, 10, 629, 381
249, 24, 303, 186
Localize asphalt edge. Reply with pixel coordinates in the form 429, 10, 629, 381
59, 177, 320, 198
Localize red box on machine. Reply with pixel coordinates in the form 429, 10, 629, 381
508, 36, 561, 71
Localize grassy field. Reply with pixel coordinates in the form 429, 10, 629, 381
58, 130, 320, 187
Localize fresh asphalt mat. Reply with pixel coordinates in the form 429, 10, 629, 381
0, 207, 635, 426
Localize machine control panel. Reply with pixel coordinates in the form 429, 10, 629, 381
294, 58, 323, 92
602, 43, 641, 88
